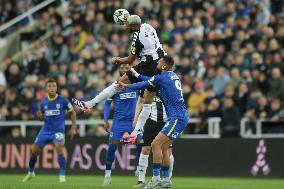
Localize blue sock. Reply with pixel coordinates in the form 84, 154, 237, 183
28, 156, 37, 173
162, 166, 169, 179
136, 144, 142, 163
58, 154, 66, 176
105, 144, 117, 170
153, 163, 161, 178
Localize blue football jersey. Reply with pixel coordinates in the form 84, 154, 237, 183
40, 95, 73, 133
148, 71, 188, 118
109, 87, 138, 122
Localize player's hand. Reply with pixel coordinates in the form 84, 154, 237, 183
116, 81, 128, 90
104, 121, 110, 132
37, 111, 43, 121
111, 57, 120, 65
70, 127, 77, 140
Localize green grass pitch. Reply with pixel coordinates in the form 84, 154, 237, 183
0, 174, 283, 189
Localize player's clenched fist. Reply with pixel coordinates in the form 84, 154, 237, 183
111, 57, 120, 65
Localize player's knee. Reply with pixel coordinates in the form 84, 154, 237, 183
55, 144, 64, 154
31, 145, 41, 156
151, 141, 159, 151
142, 146, 151, 154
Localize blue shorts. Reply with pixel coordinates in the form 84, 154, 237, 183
34, 131, 65, 148
109, 120, 133, 141
161, 116, 189, 140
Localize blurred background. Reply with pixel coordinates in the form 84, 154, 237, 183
0, 0, 284, 178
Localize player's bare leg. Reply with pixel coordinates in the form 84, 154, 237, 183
22, 145, 41, 182
144, 133, 172, 189
55, 142, 67, 183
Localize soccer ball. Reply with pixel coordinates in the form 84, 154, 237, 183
113, 9, 130, 25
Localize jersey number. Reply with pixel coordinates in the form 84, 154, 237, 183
175, 80, 183, 99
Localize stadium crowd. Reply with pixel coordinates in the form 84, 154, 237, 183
0, 0, 284, 137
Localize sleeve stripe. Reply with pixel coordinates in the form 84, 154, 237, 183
148, 81, 155, 87
68, 108, 74, 113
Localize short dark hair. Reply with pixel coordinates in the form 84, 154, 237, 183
162, 55, 174, 67
46, 79, 57, 85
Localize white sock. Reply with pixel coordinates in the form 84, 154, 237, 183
169, 154, 174, 178
86, 82, 118, 108
138, 153, 149, 182
105, 170, 111, 177
135, 104, 152, 130
152, 175, 160, 182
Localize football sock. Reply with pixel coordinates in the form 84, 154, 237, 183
105, 144, 117, 177
138, 153, 149, 182
136, 144, 142, 162
152, 163, 161, 181
58, 154, 66, 176
87, 81, 118, 108
169, 154, 174, 178
28, 155, 37, 173
135, 104, 152, 130
162, 166, 170, 181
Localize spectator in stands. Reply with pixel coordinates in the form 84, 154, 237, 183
188, 80, 210, 117
266, 98, 284, 133
197, 98, 222, 134
28, 50, 49, 76
227, 67, 244, 90
51, 34, 70, 64
267, 67, 284, 100
221, 97, 241, 137
256, 1, 270, 25
213, 67, 230, 97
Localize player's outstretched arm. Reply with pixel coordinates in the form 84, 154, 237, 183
130, 68, 151, 81
70, 109, 77, 139
112, 53, 136, 65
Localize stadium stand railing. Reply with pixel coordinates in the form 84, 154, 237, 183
0, 0, 56, 34
0, 118, 221, 138
240, 118, 284, 138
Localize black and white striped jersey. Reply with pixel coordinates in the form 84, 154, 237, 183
149, 96, 167, 123
130, 23, 166, 62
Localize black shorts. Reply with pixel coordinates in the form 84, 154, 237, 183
141, 118, 165, 146
126, 60, 161, 92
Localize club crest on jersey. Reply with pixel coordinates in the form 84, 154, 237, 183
56, 104, 60, 109
44, 105, 48, 109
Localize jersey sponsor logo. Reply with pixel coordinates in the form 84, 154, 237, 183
56, 104, 60, 109
45, 109, 60, 116
119, 92, 137, 99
